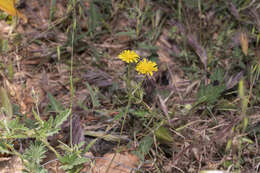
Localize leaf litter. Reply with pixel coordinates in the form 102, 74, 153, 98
0, 0, 259, 173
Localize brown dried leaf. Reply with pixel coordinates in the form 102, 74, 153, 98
225, 71, 244, 90
44, 152, 65, 173
41, 70, 49, 92
0, 156, 24, 173
23, 78, 46, 114
92, 152, 139, 173
0, 21, 12, 39
229, 2, 240, 20
250, 7, 260, 31
84, 70, 113, 88
240, 32, 248, 56
229, 32, 241, 48
71, 115, 85, 145
60, 115, 84, 145
158, 94, 170, 122
156, 29, 179, 63
191, 147, 200, 161
139, 0, 145, 10
187, 34, 207, 70
3, 78, 27, 114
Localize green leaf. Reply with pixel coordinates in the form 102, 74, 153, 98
88, 0, 102, 34
0, 38, 9, 53
84, 138, 98, 153
39, 116, 62, 137
210, 68, 225, 83
22, 141, 48, 173
0, 141, 12, 154
0, 118, 29, 138
137, 42, 158, 51
32, 108, 44, 126
197, 84, 225, 105
7, 62, 13, 80
54, 109, 71, 129
215, 99, 236, 111
60, 152, 90, 171
134, 136, 153, 161
139, 136, 153, 154
85, 82, 100, 108
113, 109, 124, 120
23, 141, 47, 164
238, 80, 248, 117
155, 126, 174, 144
47, 92, 64, 113
131, 110, 149, 119
197, 68, 227, 105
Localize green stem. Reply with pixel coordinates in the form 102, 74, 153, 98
41, 138, 61, 159
69, 0, 77, 147
105, 72, 145, 173
126, 64, 131, 91
121, 72, 145, 144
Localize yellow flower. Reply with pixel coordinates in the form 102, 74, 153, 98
118, 50, 140, 63
136, 58, 158, 77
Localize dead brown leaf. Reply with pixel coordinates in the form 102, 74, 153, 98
22, 78, 46, 114
84, 70, 113, 88
229, 2, 240, 21
3, 77, 27, 114
158, 94, 170, 122
92, 152, 139, 173
225, 71, 244, 90
156, 29, 177, 63
0, 21, 12, 39
139, 0, 145, 10
44, 152, 65, 173
187, 34, 207, 70
0, 156, 24, 173
240, 32, 248, 56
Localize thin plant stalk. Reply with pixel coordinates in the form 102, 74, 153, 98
105, 65, 145, 173
41, 138, 61, 159
69, 0, 77, 147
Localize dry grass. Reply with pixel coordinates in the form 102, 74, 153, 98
0, 0, 259, 172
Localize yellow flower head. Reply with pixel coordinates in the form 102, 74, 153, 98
118, 50, 140, 63
136, 58, 158, 77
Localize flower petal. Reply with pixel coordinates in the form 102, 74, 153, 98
118, 50, 140, 63
136, 58, 158, 77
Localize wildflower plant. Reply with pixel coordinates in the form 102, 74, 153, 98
117, 49, 158, 143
